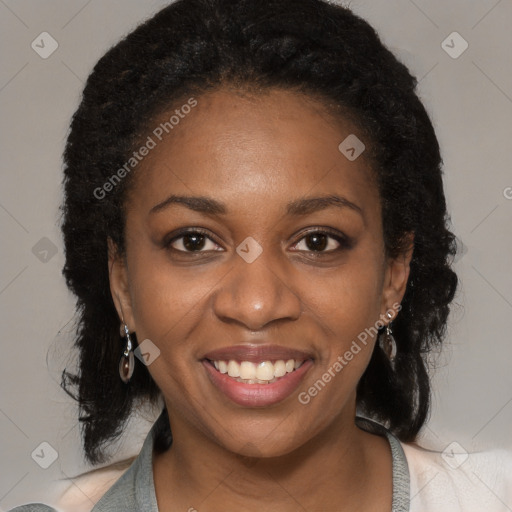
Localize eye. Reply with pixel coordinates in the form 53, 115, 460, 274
290, 229, 352, 254
165, 228, 222, 253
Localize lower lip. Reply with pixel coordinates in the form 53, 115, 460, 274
202, 359, 313, 407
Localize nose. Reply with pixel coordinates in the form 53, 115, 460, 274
211, 249, 302, 331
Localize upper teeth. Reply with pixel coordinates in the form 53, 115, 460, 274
213, 359, 303, 381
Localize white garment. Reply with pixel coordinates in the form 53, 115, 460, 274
403, 441, 512, 512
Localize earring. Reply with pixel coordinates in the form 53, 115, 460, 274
379, 311, 397, 369
119, 324, 135, 383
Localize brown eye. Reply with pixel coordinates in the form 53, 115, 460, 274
292, 229, 351, 253
165, 229, 221, 253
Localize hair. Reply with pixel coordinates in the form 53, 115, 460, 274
60, 0, 458, 465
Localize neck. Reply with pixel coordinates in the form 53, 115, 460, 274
153, 399, 392, 512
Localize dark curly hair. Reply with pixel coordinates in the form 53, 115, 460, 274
60, 0, 458, 465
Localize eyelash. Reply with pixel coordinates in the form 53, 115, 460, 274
163, 227, 353, 256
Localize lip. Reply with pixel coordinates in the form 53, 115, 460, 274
202, 357, 314, 407
202, 344, 314, 363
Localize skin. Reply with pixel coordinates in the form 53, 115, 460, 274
109, 88, 413, 511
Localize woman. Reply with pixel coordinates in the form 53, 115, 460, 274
10, 0, 511, 511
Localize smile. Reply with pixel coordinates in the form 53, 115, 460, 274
201, 344, 314, 407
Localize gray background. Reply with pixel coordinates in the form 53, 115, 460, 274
1, 0, 511, 509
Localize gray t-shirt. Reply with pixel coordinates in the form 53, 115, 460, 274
10, 414, 410, 512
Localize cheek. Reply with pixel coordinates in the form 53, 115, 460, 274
127, 249, 216, 340
303, 254, 384, 333
300, 254, 385, 390
125, 254, 212, 398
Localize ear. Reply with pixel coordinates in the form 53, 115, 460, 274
380, 232, 414, 318
108, 237, 136, 336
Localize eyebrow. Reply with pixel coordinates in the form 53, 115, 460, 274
149, 194, 363, 217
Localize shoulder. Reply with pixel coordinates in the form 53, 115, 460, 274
8, 459, 133, 512
402, 441, 512, 512
55, 457, 135, 512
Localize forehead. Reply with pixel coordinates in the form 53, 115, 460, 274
129, 88, 379, 217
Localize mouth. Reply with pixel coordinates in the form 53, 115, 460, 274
201, 344, 314, 407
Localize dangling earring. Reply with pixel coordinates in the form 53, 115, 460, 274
379, 311, 397, 369
119, 324, 135, 383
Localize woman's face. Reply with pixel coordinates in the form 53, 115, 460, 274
110, 88, 411, 457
